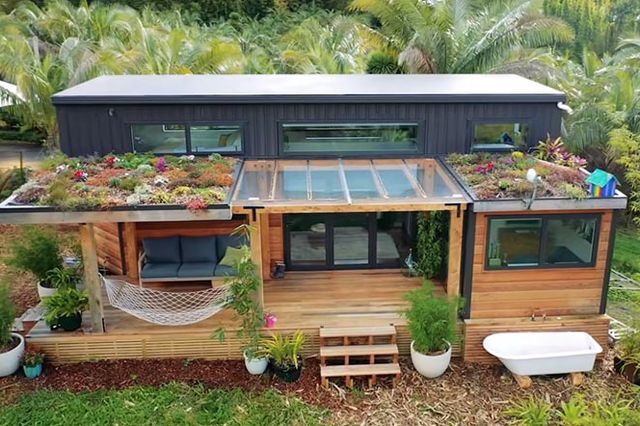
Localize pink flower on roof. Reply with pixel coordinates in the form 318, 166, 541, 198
73, 170, 88, 182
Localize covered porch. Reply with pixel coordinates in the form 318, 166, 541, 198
26, 269, 457, 363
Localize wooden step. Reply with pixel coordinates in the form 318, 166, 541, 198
320, 363, 401, 378
320, 344, 399, 358
320, 325, 396, 338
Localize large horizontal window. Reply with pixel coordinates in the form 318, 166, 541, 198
132, 124, 187, 154
282, 123, 419, 155
131, 124, 242, 155
486, 215, 599, 269
190, 125, 242, 153
471, 122, 529, 152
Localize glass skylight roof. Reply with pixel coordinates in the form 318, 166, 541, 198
232, 159, 468, 207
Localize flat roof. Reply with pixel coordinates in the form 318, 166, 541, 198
52, 74, 565, 105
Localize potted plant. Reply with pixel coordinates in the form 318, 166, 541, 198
6, 226, 63, 299
214, 225, 270, 375
46, 266, 82, 291
0, 281, 24, 377
261, 330, 305, 383
404, 281, 459, 378
21, 348, 45, 379
43, 288, 89, 332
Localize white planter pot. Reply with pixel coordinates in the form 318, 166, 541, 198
37, 281, 57, 300
0, 333, 25, 377
410, 340, 452, 378
244, 350, 268, 375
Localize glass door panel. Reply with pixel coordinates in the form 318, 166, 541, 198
333, 213, 370, 266
376, 212, 414, 266
286, 214, 327, 267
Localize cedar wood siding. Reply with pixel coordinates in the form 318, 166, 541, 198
469, 210, 613, 319
56, 102, 561, 158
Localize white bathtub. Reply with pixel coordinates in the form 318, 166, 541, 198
482, 332, 602, 376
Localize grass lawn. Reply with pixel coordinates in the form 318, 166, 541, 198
0, 383, 328, 426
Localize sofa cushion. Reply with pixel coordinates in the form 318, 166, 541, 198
181, 236, 217, 263
214, 264, 238, 277
216, 235, 249, 261
143, 236, 181, 264
141, 263, 180, 279
177, 262, 216, 278
219, 246, 245, 267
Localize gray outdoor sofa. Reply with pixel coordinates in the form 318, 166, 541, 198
138, 235, 248, 285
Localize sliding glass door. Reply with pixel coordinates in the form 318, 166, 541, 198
285, 212, 414, 270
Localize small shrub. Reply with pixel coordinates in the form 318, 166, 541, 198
260, 330, 305, 369
415, 211, 448, 280
43, 288, 89, 326
118, 176, 142, 192
0, 280, 16, 351
6, 226, 62, 286
403, 281, 459, 354
504, 397, 552, 426
21, 348, 45, 367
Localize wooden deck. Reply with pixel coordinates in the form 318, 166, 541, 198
28, 270, 450, 363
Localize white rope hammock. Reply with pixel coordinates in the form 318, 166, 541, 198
101, 276, 231, 326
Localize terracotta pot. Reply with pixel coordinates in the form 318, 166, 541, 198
0, 333, 25, 377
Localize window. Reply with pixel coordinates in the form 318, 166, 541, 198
131, 124, 242, 155
472, 122, 529, 151
282, 123, 419, 155
190, 125, 242, 153
486, 215, 599, 269
132, 124, 186, 153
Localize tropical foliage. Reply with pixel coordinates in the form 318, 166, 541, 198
0, 0, 639, 225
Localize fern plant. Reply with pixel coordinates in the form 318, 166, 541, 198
403, 281, 459, 354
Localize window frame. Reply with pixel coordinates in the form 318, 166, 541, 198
278, 120, 425, 158
467, 118, 532, 151
129, 121, 246, 156
484, 213, 601, 271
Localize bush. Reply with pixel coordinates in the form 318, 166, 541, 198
0, 280, 16, 350
6, 226, 63, 286
416, 211, 449, 280
43, 288, 89, 326
403, 281, 459, 354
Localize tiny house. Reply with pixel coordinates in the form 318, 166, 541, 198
0, 74, 626, 366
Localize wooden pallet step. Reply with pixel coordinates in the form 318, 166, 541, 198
320, 344, 399, 358
320, 325, 396, 338
320, 363, 401, 378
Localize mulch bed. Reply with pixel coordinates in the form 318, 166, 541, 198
0, 354, 634, 425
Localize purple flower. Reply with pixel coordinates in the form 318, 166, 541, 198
155, 157, 167, 172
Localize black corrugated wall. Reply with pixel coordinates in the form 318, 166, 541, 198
57, 102, 562, 158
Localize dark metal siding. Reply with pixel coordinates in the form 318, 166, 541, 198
58, 102, 562, 158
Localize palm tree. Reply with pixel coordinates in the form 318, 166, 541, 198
278, 15, 381, 73
350, 0, 574, 74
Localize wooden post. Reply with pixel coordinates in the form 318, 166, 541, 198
249, 210, 265, 307
446, 208, 464, 299
123, 222, 138, 281
79, 223, 105, 333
